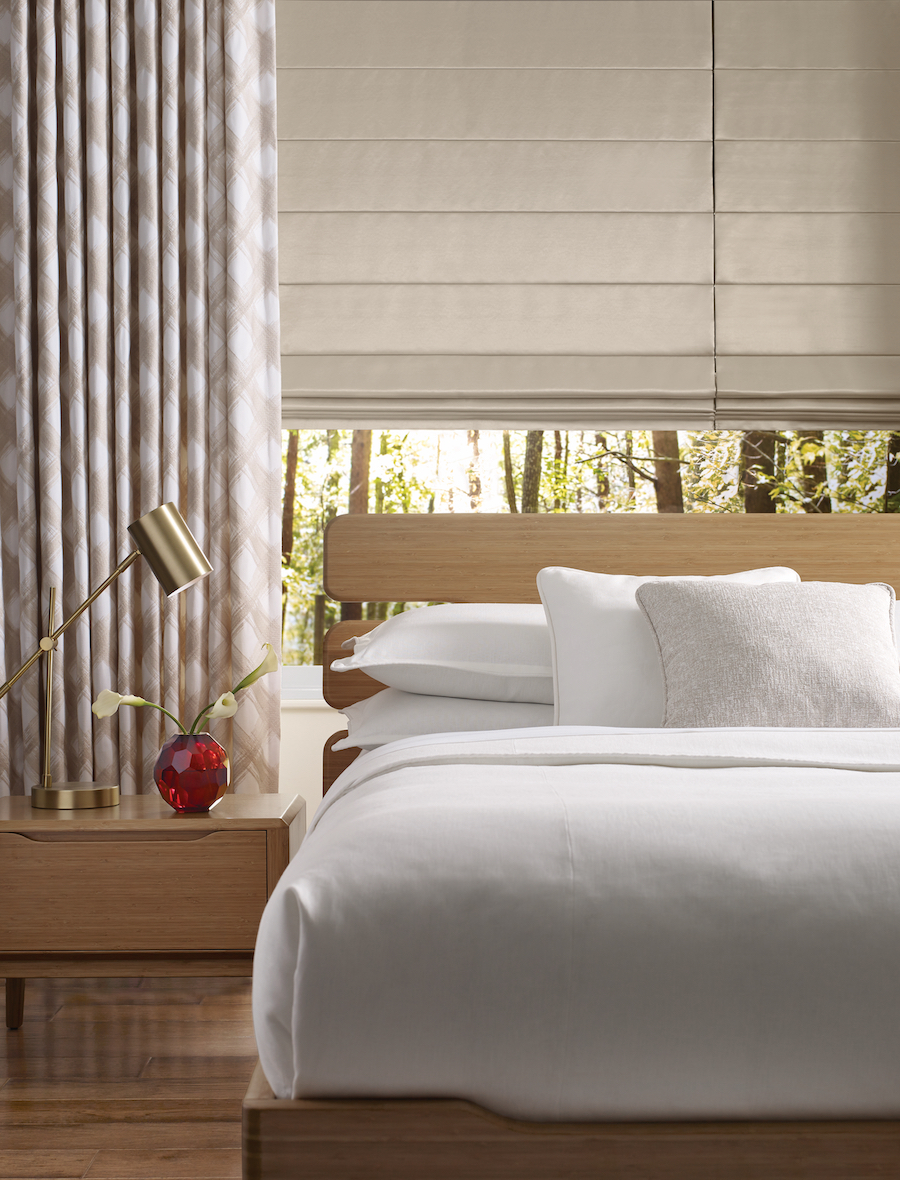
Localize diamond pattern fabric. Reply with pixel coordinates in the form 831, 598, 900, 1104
0, 0, 281, 796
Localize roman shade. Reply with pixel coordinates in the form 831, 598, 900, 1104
278, 0, 714, 427
278, 0, 900, 428
714, 0, 900, 427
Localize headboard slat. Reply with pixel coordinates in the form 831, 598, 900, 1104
324, 514, 900, 604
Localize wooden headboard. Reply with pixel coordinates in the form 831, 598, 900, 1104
321, 512, 900, 790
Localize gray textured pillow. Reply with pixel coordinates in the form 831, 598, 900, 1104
634, 581, 900, 728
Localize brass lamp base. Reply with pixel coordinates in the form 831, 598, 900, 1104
31, 783, 120, 810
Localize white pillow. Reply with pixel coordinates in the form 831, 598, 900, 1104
331, 603, 553, 703
537, 565, 800, 727
635, 580, 900, 728
332, 689, 555, 750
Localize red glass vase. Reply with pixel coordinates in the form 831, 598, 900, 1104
154, 733, 230, 813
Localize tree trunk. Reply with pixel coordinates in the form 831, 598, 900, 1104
552, 430, 564, 511
651, 430, 684, 513
502, 431, 518, 513
324, 429, 341, 524
343, 429, 372, 621
281, 430, 299, 639
800, 430, 832, 513
624, 432, 636, 495
368, 433, 389, 619
468, 429, 482, 510
349, 429, 371, 515
282, 431, 299, 561
594, 432, 609, 510
741, 431, 778, 513
520, 430, 544, 513
886, 433, 900, 512
374, 431, 388, 515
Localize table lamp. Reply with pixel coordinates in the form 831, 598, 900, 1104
0, 503, 213, 810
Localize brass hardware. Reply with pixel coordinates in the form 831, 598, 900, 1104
31, 783, 120, 809
0, 551, 142, 704
40, 589, 56, 791
128, 503, 212, 597
30, 588, 121, 810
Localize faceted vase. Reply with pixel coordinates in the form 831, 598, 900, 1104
154, 733, 230, 813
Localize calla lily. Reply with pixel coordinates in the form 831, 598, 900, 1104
92, 689, 187, 734
92, 689, 148, 719
233, 643, 279, 693
95, 640, 279, 739
207, 691, 238, 719
187, 644, 278, 733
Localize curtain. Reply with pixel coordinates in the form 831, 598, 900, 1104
0, 0, 282, 797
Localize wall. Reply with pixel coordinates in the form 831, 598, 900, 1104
279, 698, 345, 822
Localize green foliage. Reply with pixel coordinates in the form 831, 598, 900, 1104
680, 432, 745, 513
372, 432, 435, 514
829, 431, 890, 512
754, 431, 890, 513
281, 430, 350, 664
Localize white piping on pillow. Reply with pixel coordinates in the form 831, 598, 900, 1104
333, 688, 555, 750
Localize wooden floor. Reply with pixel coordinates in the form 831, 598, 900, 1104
1, 976, 256, 1179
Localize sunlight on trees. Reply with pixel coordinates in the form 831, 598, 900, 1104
281, 429, 898, 664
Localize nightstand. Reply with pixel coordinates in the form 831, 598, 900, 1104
0, 792, 305, 1029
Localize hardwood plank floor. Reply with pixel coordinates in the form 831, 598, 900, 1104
1, 978, 253, 1178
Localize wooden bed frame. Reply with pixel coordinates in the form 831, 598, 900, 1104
244, 513, 900, 1179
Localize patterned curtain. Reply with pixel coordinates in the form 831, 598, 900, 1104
0, 0, 282, 797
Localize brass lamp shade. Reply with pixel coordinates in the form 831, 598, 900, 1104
128, 503, 212, 597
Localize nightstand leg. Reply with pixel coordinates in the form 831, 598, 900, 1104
5, 978, 25, 1029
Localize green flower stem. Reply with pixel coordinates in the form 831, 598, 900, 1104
137, 701, 188, 736
188, 703, 216, 735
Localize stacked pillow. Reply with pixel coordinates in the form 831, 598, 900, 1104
332, 562, 898, 744
331, 602, 554, 750
332, 689, 553, 751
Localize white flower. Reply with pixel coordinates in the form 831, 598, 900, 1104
233, 642, 278, 692
207, 691, 238, 719
91, 690, 147, 719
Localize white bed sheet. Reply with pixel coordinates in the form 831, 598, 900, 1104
253, 726, 900, 1120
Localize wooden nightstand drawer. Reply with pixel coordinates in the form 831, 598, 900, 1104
0, 830, 268, 951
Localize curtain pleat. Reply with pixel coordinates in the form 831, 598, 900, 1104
0, 0, 281, 797
109, 0, 138, 794
183, 0, 212, 753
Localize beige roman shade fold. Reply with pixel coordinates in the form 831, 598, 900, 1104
277, 0, 714, 428
715, 0, 900, 427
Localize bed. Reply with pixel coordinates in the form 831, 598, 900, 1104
243, 512, 900, 1179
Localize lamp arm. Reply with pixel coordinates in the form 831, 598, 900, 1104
0, 550, 141, 702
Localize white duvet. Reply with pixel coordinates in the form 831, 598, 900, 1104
253, 726, 900, 1120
